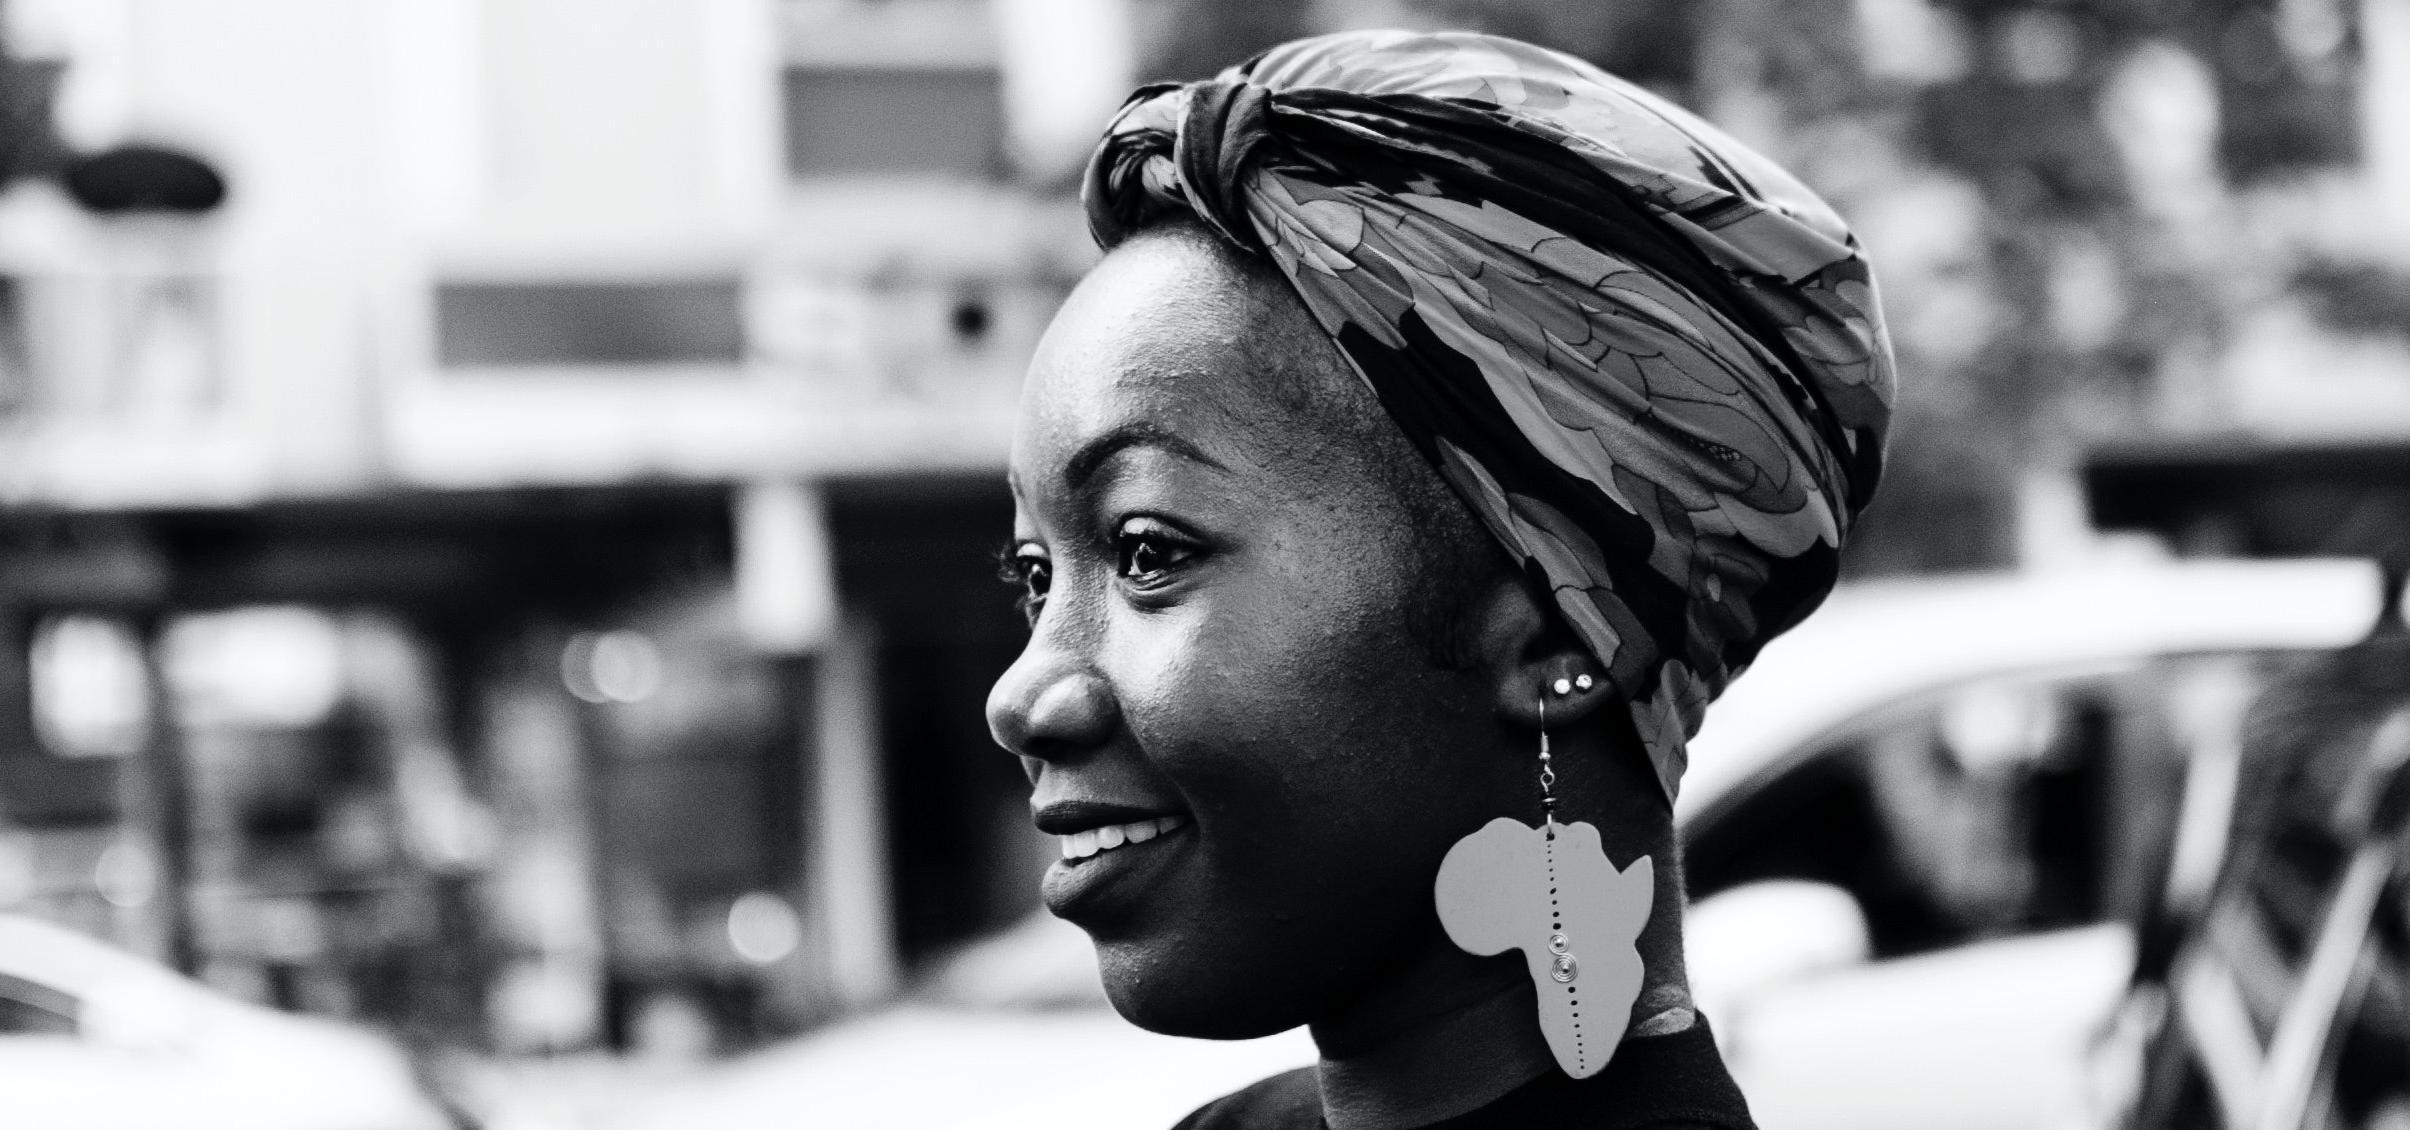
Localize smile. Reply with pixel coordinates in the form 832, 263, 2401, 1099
1060, 814, 1187, 861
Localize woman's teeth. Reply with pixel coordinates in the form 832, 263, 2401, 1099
1061, 815, 1186, 860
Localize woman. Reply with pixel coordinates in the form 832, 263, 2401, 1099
987, 29, 1894, 1129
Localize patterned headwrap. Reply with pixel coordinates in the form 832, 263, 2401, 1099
1083, 30, 1895, 805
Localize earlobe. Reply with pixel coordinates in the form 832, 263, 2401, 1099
1467, 572, 1609, 727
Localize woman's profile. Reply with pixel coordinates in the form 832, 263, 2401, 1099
986, 29, 1895, 1129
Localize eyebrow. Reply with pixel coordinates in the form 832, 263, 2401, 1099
1062, 421, 1229, 491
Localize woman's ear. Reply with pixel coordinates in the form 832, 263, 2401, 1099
1463, 567, 1610, 728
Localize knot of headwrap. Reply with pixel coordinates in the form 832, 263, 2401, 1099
1172, 79, 1275, 252
1082, 30, 1896, 805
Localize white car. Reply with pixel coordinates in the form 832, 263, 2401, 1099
611, 559, 2386, 1130
1678, 557, 2382, 1130
0, 913, 459, 1130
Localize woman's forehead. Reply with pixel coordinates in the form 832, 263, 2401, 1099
1038, 231, 1286, 391
1015, 233, 1336, 484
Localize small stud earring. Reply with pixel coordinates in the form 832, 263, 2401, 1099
1574, 673, 1594, 692
1551, 677, 1573, 696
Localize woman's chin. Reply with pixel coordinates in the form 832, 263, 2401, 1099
1095, 944, 1310, 1040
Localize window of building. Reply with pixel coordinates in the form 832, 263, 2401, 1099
435, 281, 744, 368
782, 67, 1004, 178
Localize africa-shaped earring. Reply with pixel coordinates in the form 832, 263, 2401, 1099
1433, 676, 1653, 1080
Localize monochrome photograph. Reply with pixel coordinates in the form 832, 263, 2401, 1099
0, 1, 2405, 1127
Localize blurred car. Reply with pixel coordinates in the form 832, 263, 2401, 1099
0, 912, 460, 1130
2107, 632, 2410, 1130
611, 558, 2389, 1130
1677, 557, 2385, 1130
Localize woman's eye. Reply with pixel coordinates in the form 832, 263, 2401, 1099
1115, 525, 1197, 583
995, 543, 1051, 621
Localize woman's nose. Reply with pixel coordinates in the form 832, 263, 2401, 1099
986, 645, 1120, 761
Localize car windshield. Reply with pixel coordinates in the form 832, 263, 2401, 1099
1686, 650, 2312, 959
0, 971, 78, 1037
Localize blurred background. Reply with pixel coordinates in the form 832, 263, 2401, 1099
0, 1, 2407, 1128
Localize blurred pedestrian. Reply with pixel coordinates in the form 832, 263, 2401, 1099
988, 29, 1893, 1129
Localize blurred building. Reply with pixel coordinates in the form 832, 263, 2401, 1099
0, 0, 1121, 1054
1681, 0, 2410, 571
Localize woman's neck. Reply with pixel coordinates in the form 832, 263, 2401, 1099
1307, 891, 1696, 1130
1312, 949, 1554, 1130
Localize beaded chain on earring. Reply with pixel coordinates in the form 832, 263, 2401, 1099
1540, 672, 1596, 1063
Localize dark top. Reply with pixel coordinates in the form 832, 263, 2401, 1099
1171, 1021, 1755, 1130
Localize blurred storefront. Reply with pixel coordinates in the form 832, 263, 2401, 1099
0, 0, 1086, 1055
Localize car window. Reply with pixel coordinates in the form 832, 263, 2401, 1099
1686, 653, 2293, 959
2120, 639, 2410, 1129
0, 972, 78, 1037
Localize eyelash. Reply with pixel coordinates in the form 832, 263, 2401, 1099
995, 542, 1050, 623
1112, 521, 1197, 587
993, 520, 1201, 625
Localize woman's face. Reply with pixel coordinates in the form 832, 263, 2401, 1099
987, 230, 1521, 1038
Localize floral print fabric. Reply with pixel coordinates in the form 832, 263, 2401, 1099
1082, 30, 1896, 804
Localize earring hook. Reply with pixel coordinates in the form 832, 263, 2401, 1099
1537, 686, 1557, 834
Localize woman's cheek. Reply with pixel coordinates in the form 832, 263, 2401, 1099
1116, 600, 1300, 798
1103, 598, 1235, 764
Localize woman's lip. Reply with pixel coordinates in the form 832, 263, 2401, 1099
1032, 798, 1184, 836
1041, 819, 1193, 923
